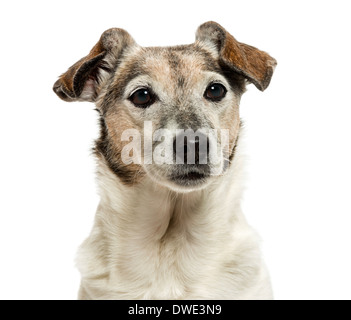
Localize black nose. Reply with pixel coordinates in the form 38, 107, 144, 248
173, 131, 210, 164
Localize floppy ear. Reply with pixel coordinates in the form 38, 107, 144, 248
53, 28, 135, 102
196, 21, 277, 91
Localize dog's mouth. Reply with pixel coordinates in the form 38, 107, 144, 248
169, 167, 210, 187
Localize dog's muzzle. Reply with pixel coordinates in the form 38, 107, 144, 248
173, 131, 209, 165
170, 132, 212, 187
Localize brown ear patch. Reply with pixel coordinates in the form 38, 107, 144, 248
53, 39, 107, 102
53, 28, 135, 102
196, 21, 277, 91
53, 51, 107, 101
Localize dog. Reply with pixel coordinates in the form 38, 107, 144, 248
53, 21, 276, 300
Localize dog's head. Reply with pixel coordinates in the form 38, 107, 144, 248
53, 21, 276, 192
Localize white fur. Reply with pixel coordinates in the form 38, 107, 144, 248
76, 131, 273, 300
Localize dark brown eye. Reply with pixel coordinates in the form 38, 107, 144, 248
129, 88, 155, 108
204, 83, 227, 101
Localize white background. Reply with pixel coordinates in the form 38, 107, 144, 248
0, 0, 350, 300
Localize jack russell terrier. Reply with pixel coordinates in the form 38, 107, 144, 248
53, 21, 277, 300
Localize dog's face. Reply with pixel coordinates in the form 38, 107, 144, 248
101, 45, 245, 191
53, 22, 276, 192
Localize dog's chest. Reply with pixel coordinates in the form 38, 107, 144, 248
111, 201, 216, 299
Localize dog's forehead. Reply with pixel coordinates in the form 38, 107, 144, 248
145, 45, 217, 72
116, 44, 220, 87
138, 44, 216, 69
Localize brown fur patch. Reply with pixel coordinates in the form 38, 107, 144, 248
94, 110, 146, 185
196, 21, 277, 91
222, 102, 241, 154
53, 28, 135, 102
53, 39, 106, 101
222, 35, 276, 91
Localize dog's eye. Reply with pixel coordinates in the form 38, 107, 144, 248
204, 83, 227, 101
129, 88, 155, 108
